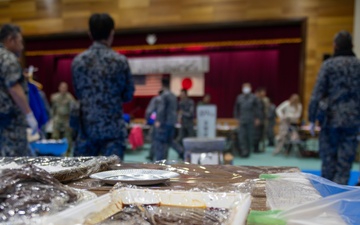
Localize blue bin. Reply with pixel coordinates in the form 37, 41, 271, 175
30, 138, 68, 156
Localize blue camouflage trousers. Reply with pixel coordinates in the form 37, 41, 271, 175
152, 124, 175, 161
0, 116, 31, 157
73, 136, 126, 160
319, 127, 359, 185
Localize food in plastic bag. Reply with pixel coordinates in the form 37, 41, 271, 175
44, 188, 251, 225
97, 204, 230, 225
0, 165, 79, 223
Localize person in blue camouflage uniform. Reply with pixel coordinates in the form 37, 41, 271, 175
308, 31, 360, 185
152, 77, 178, 161
0, 24, 37, 156
178, 89, 195, 142
145, 90, 163, 160
233, 83, 261, 157
71, 14, 134, 160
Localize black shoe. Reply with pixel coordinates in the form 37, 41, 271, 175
178, 152, 184, 160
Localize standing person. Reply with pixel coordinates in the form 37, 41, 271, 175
273, 94, 302, 155
51, 82, 74, 154
72, 13, 134, 160
267, 100, 276, 147
308, 31, 360, 185
145, 90, 163, 160
153, 77, 177, 161
254, 88, 266, 153
0, 24, 38, 156
233, 83, 261, 157
178, 89, 195, 142
198, 93, 211, 105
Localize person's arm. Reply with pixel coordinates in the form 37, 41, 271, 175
233, 96, 240, 118
155, 95, 166, 127
308, 63, 329, 123
292, 103, 302, 121
145, 97, 156, 119
276, 101, 287, 119
8, 83, 31, 114
120, 59, 135, 103
254, 97, 261, 126
8, 83, 38, 133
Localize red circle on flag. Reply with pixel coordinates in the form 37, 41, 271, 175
182, 78, 193, 90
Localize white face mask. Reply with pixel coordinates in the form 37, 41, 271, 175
242, 87, 251, 94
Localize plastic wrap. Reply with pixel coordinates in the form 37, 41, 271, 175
260, 173, 322, 210
0, 155, 119, 182
0, 165, 96, 225
247, 172, 360, 225
43, 187, 251, 225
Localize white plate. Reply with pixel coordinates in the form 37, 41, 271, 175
90, 169, 180, 185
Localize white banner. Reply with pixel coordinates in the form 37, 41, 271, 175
128, 56, 209, 75
196, 105, 217, 138
170, 73, 204, 96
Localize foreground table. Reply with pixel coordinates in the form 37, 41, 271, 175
68, 163, 300, 211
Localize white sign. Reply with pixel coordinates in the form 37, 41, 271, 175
196, 105, 217, 138
128, 56, 209, 74
190, 152, 221, 165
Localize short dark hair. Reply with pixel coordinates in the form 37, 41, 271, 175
0, 24, 21, 42
334, 31, 352, 51
89, 13, 114, 41
161, 77, 170, 88
181, 89, 188, 95
256, 87, 266, 93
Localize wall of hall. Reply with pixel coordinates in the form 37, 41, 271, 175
0, 0, 354, 119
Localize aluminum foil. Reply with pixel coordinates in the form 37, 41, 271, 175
0, 155, 119, 182
0, 165, 96, 225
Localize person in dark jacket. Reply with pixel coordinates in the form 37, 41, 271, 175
308, 31, 360, 185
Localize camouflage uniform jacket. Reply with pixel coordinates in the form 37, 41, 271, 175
179, 98, 195, 125
72, 42, 135, 140
156, 89, 177, 126
51, 92, 75, 121
0, 43, 27, 128
308, 55, 360, 128
233, 93, 261, 124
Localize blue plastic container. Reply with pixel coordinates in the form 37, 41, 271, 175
30, 138, 68, 156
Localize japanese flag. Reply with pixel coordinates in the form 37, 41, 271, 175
170, 73, 205, 97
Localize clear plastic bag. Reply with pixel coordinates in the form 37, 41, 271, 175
248, 173, 360, 225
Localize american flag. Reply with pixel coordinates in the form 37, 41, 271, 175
134, 74, 162, 96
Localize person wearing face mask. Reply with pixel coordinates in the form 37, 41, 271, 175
0, 24, 38, 156
233, 83, 261, 157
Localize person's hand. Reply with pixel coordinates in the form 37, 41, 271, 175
26, 112, 38, 135
309, 122, 316, 136
254, 119, 260, 126
155, 121, 160, 128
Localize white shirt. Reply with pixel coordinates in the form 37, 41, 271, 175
276, 100, 302, 123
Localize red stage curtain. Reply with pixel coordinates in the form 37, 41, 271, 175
26, 44, 300, 118
204, 49, 279, 117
